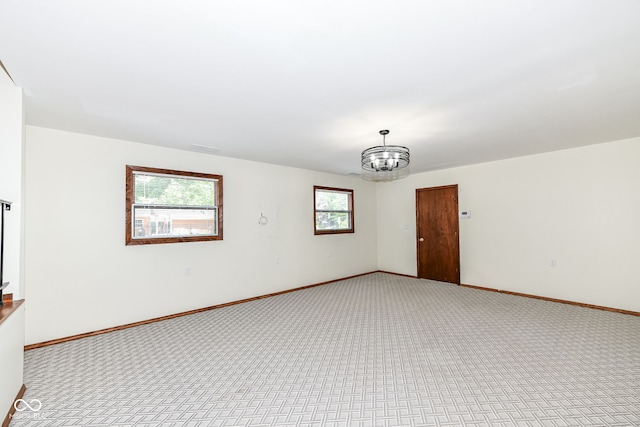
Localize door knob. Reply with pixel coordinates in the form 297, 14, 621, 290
419, 237, 424, 242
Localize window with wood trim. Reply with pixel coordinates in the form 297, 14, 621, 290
126, 165, 223, 245
314, 186, 354, 235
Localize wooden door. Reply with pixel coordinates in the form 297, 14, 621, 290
416, 185, 460, 284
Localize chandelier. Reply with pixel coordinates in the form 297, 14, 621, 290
361, 130, 410, 181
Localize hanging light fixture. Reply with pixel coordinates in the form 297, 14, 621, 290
361, 130, 410, 181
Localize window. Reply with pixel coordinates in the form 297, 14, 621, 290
126, 165, 223, 245
314, 186, 354, 235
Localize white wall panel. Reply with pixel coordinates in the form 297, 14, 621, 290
377, 138, 640, 312
24, 126, 378, 344
0, 65, 24, 424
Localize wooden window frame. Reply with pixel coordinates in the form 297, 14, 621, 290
126, 165, 223, 245
314, 185, 354, 235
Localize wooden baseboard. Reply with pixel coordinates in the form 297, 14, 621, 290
25, 271, 377, 351
460, 283, 640, 317
376, 270, 418, 279
25, 273, 639, 350
2, 384, 26, 427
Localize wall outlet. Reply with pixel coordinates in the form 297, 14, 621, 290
548, 259, 557, 267
185, 267, 192, 276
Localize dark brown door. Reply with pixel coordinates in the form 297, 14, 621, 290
416, 185, 460, 284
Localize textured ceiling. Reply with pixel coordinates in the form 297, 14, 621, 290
1, 0, 639, 176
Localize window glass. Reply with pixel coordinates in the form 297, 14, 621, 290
126, 166, 223, 245
314, 186, 354, 234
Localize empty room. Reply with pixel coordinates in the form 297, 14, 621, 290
1, 1, 639, 426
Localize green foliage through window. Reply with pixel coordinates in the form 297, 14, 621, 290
126, 166, 223, 245
314, 186, 354, 234
135, 174, 216, 206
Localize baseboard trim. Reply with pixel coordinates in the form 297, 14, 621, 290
2, 384, 26, 427
27, 274, 638, 350
25, 271, 377, 351
376, 270, 418, 279
460, 283, 640, 317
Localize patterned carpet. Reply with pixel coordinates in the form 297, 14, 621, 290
11, 273, 640, 426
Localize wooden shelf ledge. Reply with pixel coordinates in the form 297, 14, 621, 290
0, 299, 24, 327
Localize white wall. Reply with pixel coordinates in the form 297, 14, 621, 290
22, 124, 640, 345
0, 304, 24, 419
378, 137, 640, 312
0, 67, 23, 299
24, 126, 378, 345
0, 66, 24, 422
